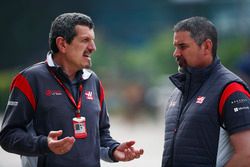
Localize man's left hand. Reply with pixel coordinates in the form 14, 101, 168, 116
113, 140, 144, 161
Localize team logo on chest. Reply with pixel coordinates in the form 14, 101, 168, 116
45, 89, 62, 96
196, 96, 206, 104
85, 91, 94, 100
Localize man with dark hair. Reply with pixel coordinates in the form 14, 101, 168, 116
0, 12, 143, 167
162, 16, 250, 167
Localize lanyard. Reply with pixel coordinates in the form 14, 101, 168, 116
49, 69, 83, 118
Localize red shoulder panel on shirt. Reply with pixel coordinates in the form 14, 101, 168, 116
99, 81, 105, 110
10, 74, 36, 111
219, 82, 250, 116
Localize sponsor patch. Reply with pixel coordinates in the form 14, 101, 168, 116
7, 101, 19, 106
233, 106, 250, 112
45, 89, 62, 96
85, 91, 93, 100
196, 96, 206, 104
231, 98, 248, 104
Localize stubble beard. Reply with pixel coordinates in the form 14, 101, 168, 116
178, 66, 185, 73
84, 60, 92, 69
176, 57, 187, 73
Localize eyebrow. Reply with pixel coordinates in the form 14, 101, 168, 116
174, 42, 187, 47
79, 35, 95, 40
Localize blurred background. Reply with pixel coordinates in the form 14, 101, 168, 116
1, 0, 250, 166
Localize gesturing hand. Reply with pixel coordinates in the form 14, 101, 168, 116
47, 130, 75, 155
113, 140, 144, 161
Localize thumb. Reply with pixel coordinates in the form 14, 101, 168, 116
125, 141, 135, 148
48, 130, 63, 139
119, 141, 135, 150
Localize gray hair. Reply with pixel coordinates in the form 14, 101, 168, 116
173, 16, 217, 58
49, 12, 94, 53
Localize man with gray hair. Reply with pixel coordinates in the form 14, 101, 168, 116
162, 16, 250, 167
0, 12, 143, 167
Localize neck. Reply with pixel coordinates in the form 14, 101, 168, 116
53, 53, 77, 81
198, 54, 214, 68
62, 68, 77, 81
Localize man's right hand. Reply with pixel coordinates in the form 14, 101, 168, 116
47, 130, 75, 155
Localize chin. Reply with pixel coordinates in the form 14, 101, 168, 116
178, 66, 185, 73
81, 61, 92, 69
83, 64, 91, 69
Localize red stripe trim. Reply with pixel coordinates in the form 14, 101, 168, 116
99, 81, 105, 110
10, 74, 37, 111
219, 82, 250, 116
10, 74, 19, 91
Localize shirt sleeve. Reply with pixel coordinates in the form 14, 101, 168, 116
98, 80, 120, 162
100, 147, 116, 162
0, 73, 50, 156
219, 82, 250, 135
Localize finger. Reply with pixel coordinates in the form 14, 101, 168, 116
139, 149, 144, 155
127, 147, 136, 156
128, 148, 143, 159
61, 136, 75, 144
48, 130, 63, 139
49, 136, 75, 150
135, 149, 144, 158
134, 153, 140, 159
48, 139, 63, 151
125, 141, 135, 148
57, 136, 75, 148
126, 146, 143, 157
52, 137, 75, 154
61, 137, 75, 151
134, 149, 143, 158
117, 141, 135, 151
125, 148, 136, 161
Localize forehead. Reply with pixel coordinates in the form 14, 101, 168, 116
173, 31, 193, 44
74, 25, 95, 37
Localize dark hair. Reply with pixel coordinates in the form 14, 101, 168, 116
49, 12, 94, 53
173, 16, 217, 58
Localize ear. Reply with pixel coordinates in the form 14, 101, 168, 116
55, 37, 67, 53
202, 39, 213, 56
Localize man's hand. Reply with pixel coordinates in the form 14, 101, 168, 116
47, 130, 75, 155
113, 140, 144, 161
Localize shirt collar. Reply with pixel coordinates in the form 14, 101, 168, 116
169, 56, 221, 91
46, 51, 92, 80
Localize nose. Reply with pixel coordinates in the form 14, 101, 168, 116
88, 40, 96, 53
173, 48, 181, 57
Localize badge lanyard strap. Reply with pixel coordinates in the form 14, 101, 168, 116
49, 70, 83, 118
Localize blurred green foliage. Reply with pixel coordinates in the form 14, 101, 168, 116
92, 30, 176, 86
218, 37, 248, 67
0, 70, 17, 112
